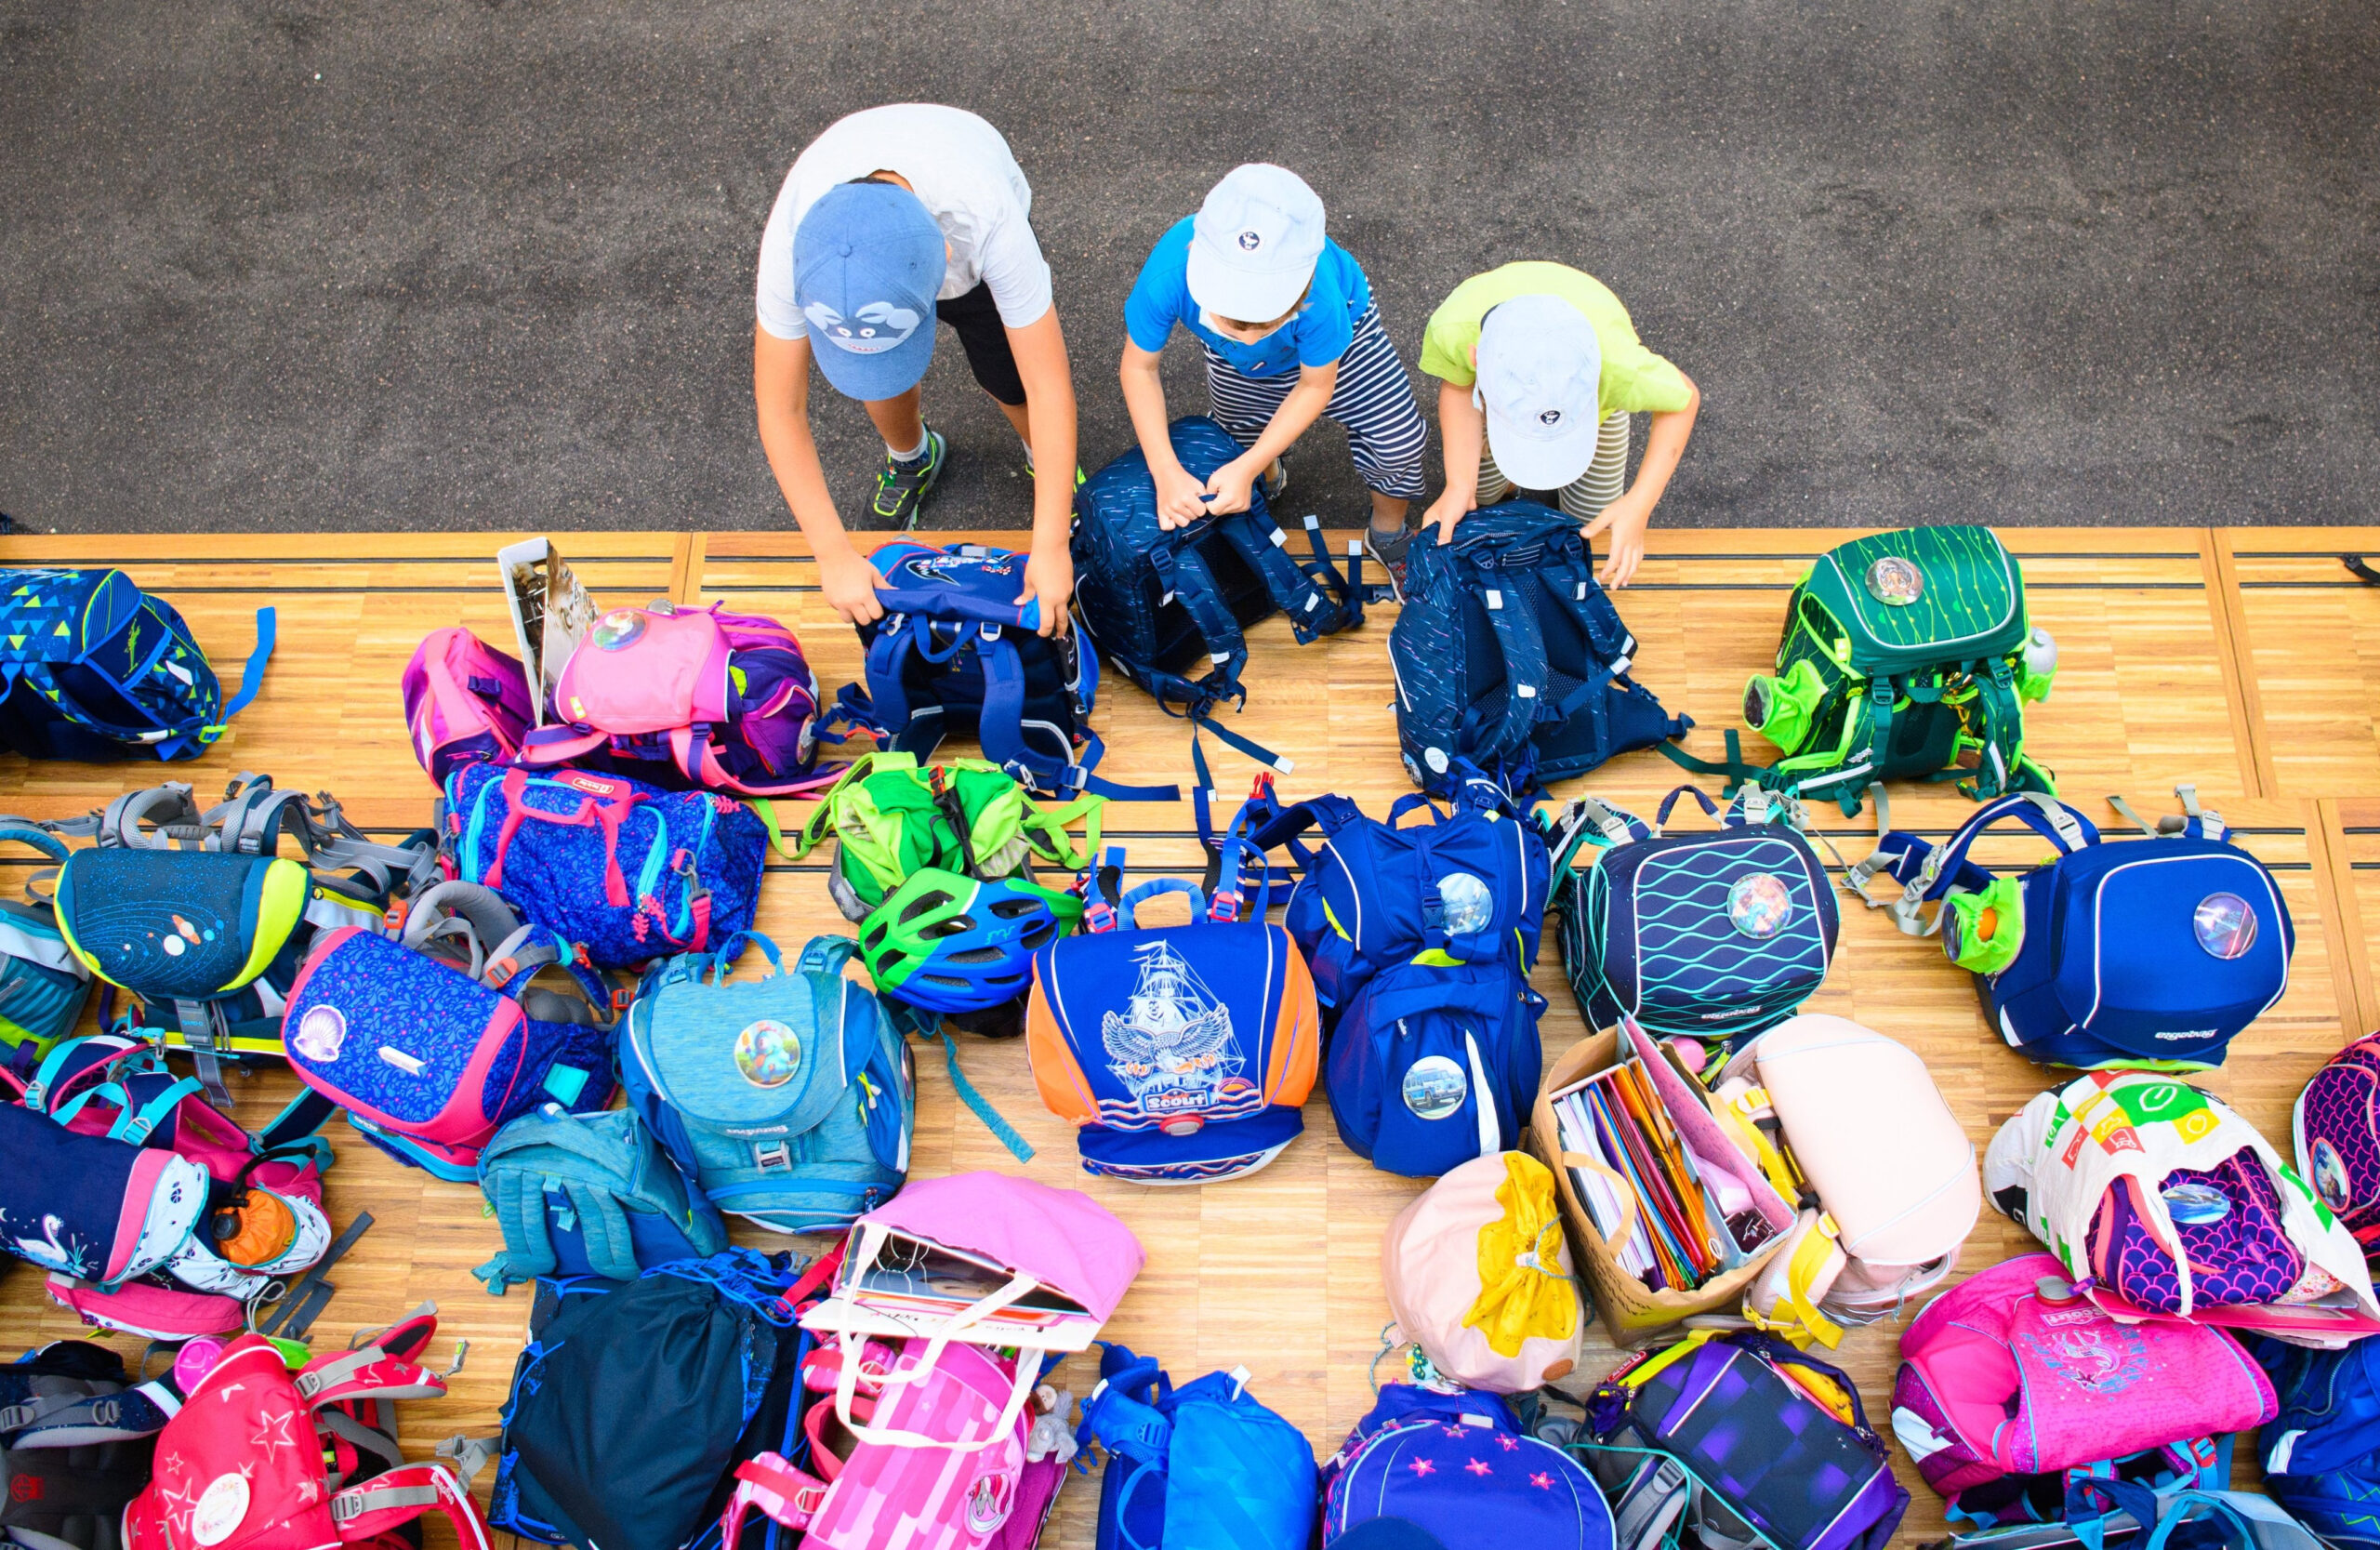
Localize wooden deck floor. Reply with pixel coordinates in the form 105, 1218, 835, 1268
0, 524, 2373, 1548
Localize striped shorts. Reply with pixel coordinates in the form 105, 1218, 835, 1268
1477, 410, 1632, 522
1202, 305, 1429, 500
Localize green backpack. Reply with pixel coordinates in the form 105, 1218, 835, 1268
1673, 525, 2058, 814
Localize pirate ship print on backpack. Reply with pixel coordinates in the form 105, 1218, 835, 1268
1098, 938, 1262, 1133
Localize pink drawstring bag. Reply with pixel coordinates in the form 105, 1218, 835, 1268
519, 602, 844, 797
402, 628, 536, 784
1890, 1251, 2275, 1502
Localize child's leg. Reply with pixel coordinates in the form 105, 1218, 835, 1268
1318, 307, 1428, 535
1555, 412, 1633, 522
1475, 444, 1517, 505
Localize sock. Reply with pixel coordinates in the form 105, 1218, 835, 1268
1368, 523, 1410, 557
886, 430, 931, 466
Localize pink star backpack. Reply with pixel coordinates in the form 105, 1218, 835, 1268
123, 1309, 491, 1550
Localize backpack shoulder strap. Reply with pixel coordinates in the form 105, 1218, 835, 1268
1857, 788, 2097, 933
1211, 510, 1355, 643
795, 934, 859, 980
1467, 575, 1554, 768
328, 1462, 493, 1549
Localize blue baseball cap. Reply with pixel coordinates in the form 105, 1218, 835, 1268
793, 180, 947, 402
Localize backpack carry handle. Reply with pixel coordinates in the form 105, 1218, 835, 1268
2140, 1492, 2262, 1550
872, 587, 1039, 634
1388, 793, 1448, 828
1654, 785, 1726, 831
707, 930, 786, 982
1117, 878, 1210, 931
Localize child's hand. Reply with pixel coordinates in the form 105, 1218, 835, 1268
820, 548, 892, 625
1201, 458, 1260, 516
1582, 490, 1654, 590
1154, 464, 1210, 530
1017, 546, 1074, 638
1422, 487, 1475, 544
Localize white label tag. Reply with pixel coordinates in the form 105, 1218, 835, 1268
1486, 590, 1503, 610
1210, 652, 1229, 666
1303, 595, 1318, 611
1162, 592, 1176, 606
1517, 684, 1537, 698
1269, 528, 1288, 548
377, 1046, 424, 1076
1576, 582, 1588, 601
164, 660, 196, 686
1302, 514, 1320, 530
1610, 654, 1633, 675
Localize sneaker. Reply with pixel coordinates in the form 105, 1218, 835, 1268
1021, 446, 1088, 489
1365, 523, 1412, 603
870, 428, 947, 528
1261, 457, 1289, 504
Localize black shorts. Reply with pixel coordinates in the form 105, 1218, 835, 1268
935, 281, 1027, 407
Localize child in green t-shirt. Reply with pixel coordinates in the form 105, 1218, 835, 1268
1408, 261, 1699, 590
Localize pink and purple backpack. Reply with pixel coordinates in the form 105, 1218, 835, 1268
2295, 1028, 2380, 1263
402, 627, 538, 784
1890, 1252, 2275, 1521
517, 601, 845, 797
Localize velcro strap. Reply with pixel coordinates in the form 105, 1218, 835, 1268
331, 1484, 442, 1521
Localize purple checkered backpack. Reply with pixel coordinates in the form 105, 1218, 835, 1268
2294, 1028, 2380, 1265
517, 601, 842, 798
402, 627, 537, 784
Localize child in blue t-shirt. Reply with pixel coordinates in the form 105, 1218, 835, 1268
1117, 165, 1427, 588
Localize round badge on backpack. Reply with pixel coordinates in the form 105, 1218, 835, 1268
591, 609, 647, 652
1864, 556, 1924, 606
1402, 1055, 1469, 1120
191, 1473, 251, 1546
2192, 893, 2257, 960
1435, 873, 1492, 937
733, 1020, 801, 1088
292, 1004, 348, 1063
2311, 1136, 2355, 1212
1727, 873, 1793, 938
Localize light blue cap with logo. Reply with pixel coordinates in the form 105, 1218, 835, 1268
793, 180, 947, 401
1186, 163, 1327, 324
1474, 293, 1605, 492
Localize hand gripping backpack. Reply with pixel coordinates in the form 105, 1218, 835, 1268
2294, 1029, 2380, 1265
30, 775, 434, 1103
1985, 1071, 2380, 1328
1390, 500, 1687, 798
1025, 845, 1321, 1184
517, 598, 842, 797
1586, 1329, 1908, 1550
1, 1340, 173, 1550
401, 626, 536, 783
1549, 786, 1839, 1052
470, 1104, 728, 1293
1072, 1343, 1317, 1550
620, 933, 914, 1234
277, 901, 617, 1182
124, 1312, 492, 1550
1318, 1384, 1609, 1549
859, 541, 1173, 800
1856, 787, 2294, 1070
0, 824, 92, 1070
1686, 524, 2058, 814
0, 568, 273, 762
1070, 415, 1363, 784
2251, 1331, 2380, 1548
488, 1249, 809, 1549
441, 762, 771, 968
1891, 1252, 2273, 1531
1708, 1014, 1979, 1345
1382, 1153, 1584, 1392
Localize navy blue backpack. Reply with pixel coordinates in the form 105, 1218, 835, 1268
2250, 1333, 2380, 1549
1328, 957, 1546, 1178
1075, 1343, 1318, 1550
1855, 786, 2293, 1069
1071, 416, 1364, 783
857, 540, 1173, 800
1388, 502, 1687, 797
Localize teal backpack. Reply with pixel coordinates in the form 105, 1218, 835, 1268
618, 933, 914, 1235
1671, 525, 2058, 814
472, 1105, 729, 1293
0, 568, 273, 762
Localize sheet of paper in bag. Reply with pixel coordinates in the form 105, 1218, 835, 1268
496, 536, 598, 726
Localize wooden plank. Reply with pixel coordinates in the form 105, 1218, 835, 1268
0, 530, 2347, 1550
2217, 526, 2380, 798
2202, 531, 2278, 798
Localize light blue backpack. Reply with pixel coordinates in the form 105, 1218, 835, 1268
1075, 1342, 1317, 1550
619, 933, 913, 1235
472, 1104, 728, 1293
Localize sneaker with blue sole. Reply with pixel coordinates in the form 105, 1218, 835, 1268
871, 427, 947, 528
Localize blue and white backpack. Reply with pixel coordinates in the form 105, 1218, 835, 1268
1855, 785, 2293, 1069
1075, 1342, 1318, 1550
1549, 786, 1840, 1051
1389, 502, 1688, 797
441, 762, 771, 969
859, 540, 1173, 801
471, 1104, 728, 1293
1319, 1384, 1611, 1549
619, 933, 914, 1234
0, 567, 273, 762
1071, 416, 1364, 784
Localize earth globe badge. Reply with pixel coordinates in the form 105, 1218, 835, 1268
1864, 555, 1925, 606
734, 1019, 802, 1089
1434, 873, 1493, 937
591, 607, 647, 652
2192, 892, 2257, 960
1727, 872, 1794, 939
1401, 1055, 1469, 1119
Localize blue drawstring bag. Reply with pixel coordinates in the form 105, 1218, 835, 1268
1075, 1342, 1316, 1550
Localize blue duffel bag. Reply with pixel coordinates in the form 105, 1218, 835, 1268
1856, 785, 2293, 1069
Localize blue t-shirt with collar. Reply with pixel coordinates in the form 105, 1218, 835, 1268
1123, 217, 1374, 378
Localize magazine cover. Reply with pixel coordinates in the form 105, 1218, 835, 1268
496, 536, 597, 725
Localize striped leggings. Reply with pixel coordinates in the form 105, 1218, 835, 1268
1202, 305, 1429, 500
1478, 410, 1632, 522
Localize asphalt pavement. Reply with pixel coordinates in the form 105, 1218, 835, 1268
1, 0, 2373, 533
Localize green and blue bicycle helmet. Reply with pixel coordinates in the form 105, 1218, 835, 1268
858, 868, 1080, 1017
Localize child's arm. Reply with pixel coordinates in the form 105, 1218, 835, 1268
1583, 373, 1699, 590
754, 325, 890, 624
1007, 306, 1078, 637
1203, 360, 1337, 515
1424, 377, 1487, 540
1118, 339, 1210, 530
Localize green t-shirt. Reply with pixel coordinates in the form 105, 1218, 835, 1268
1417, 261, 1693, 417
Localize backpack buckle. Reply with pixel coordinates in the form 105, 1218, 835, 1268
382, 900, 408, 933
1208, 888, 1241, 924
611, 987, 636, 1013
1084, 900, 1116, 934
